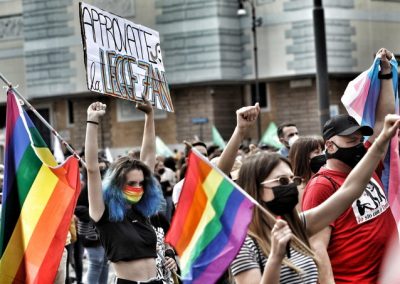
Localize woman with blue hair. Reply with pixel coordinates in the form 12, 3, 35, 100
85, 100, 169, 284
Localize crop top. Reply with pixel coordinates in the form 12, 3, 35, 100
94, 206, 157, 262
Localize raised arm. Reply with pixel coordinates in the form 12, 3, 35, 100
85, 102, 106, 222
217, 103, 260, 175
137, 100, 156, 171
305, 114, 400, 236
369, 48, 395, 145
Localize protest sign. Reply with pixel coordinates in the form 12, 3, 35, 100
79, 2, 174, 112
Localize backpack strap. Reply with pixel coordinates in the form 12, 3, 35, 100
311, 172, 339, 191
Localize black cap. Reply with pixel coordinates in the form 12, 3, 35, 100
323, 114, 373, 141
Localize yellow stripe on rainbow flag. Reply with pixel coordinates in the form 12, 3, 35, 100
180, 169, 223, 266
0, 166, 58, 282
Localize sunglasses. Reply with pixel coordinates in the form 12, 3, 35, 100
261, 176, 303, 187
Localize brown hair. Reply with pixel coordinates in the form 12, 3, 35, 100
237, 152, 316, 274
289, 136, 324, 183
107, 155, 153, 189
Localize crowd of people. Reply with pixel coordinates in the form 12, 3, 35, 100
56, 48, 400, 284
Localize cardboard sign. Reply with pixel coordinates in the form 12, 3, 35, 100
79, 2, 174, 112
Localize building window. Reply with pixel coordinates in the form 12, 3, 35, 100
251, 82, 269, 110
116, 99, 167, 122
67, 100, 74, 125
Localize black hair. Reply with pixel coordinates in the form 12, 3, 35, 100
277, 122, 297, 138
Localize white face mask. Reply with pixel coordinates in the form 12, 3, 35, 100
288, 135, 299, 148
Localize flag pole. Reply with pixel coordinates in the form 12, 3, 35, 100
0, 72, 86, 168
188, 145, 314, 257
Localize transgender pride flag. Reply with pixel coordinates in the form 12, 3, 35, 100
341, 56, 400, 233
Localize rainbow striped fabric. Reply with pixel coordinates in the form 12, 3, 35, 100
341, 56, 400, 233
165, 150, 254, 283
0, 91, 81, 283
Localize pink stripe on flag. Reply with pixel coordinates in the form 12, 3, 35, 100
5, 91, 21, 146
388, 138, 400, 233
349, 76, 371, 117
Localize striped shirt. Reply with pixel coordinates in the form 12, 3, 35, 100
230, 236, 318, 283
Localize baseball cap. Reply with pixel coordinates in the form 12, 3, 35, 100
323, 114, 373, 141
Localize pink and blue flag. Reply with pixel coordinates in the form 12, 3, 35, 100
341, 56, 400, 233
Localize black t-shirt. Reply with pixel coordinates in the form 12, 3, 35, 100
94, 206, 157, 262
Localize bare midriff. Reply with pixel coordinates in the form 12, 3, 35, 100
112, 258, 157, 281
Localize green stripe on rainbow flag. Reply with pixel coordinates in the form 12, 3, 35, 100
0, 90, 81, 283
166, 149, 254, 283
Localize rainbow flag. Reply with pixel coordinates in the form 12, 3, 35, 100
165, 149, 254, 283
0, 91, 81, 283
341, 56, 400, 233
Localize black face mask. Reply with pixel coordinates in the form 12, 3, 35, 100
326, 142, 366, 168
310, 154, 326, 173
158, 168, 166, 175
264, 183, 299, 216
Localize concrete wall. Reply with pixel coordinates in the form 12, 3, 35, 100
268, 76, 349, 136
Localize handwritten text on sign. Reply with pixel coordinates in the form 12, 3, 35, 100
79, 2, 173, 112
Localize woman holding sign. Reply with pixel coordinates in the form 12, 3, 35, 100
85, 100, 174, 284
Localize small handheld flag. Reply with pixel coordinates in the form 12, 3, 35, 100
166, 149, 254, 283
156, 136, 174, 157
259, 122, 282, 149
212, 125, 226, 149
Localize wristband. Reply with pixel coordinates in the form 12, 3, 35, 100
87, 120, 99, 125
378, 71, 392, 80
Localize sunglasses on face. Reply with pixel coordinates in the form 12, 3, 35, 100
261, 176, 303, 187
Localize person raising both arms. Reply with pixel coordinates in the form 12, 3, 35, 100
85, 100, 172, 284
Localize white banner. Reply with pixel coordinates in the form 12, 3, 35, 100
79, 2, 174, 112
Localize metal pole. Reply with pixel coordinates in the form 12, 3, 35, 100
313, 0, 330, 131
0, 72, 86, 167
251, 0, 262, 141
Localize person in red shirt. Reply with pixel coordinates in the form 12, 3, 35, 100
302, 48, 396, 284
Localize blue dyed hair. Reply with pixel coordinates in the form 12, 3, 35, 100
102, 156, 163, 222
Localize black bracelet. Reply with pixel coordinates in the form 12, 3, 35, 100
87, 120, 99, 125
378, 71, 392, 80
